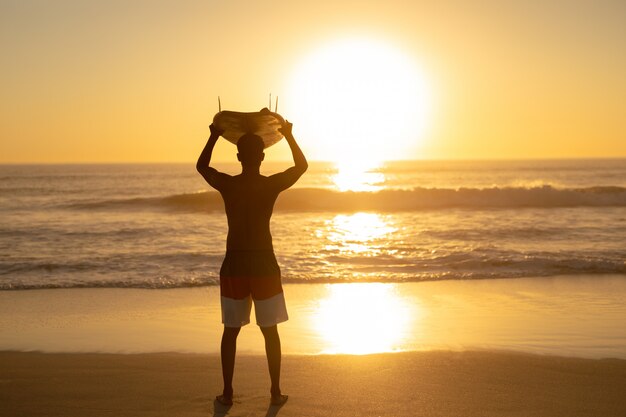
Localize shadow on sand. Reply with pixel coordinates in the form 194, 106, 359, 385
212, 398, 287, 417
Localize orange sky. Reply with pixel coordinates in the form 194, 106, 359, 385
1, 0, 625, 163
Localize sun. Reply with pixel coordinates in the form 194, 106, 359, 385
285, 37, 432, 165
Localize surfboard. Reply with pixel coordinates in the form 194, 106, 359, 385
213, 108, 285, 148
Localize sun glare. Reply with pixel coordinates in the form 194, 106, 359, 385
286, 37, 431, 165
312, 283, 416, 354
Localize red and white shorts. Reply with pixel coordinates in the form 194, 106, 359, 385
219, 250, 288, 328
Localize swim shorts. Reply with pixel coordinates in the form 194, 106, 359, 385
219, 250, 288, 328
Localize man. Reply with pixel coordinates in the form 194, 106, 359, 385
196, 120, 307, 406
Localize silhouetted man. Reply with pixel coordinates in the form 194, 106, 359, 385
196, 120, 307, 406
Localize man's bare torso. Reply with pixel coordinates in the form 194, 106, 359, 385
220, 174, 279, 250
204, 167, 302, 251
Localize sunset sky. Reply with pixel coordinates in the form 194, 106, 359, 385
1, 0, 625, 163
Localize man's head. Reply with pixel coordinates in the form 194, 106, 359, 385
237, 134, 265, 167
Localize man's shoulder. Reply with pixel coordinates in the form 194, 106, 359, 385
266, 166, 305, 192
198, 166, 233, 191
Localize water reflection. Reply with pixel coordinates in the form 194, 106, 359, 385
332, 161, 385, 191
323, 212, 396, 254
311, 283, 416, 354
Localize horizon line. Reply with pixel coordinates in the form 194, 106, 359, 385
1, 156, 626, 165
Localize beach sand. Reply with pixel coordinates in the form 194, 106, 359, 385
2, 350, 625, 417
2, 276, 625, 416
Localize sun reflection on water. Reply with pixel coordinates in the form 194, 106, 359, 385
332, 161, 385, 191
313, 161, 411, 353
323, 212, 396, 254
312, 283, 416, 354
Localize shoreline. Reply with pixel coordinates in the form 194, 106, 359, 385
2, 272, 625, 291
1, 275, 625, 358
2, 350, 625, 417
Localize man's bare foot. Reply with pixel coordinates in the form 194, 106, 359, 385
270, 394, 288, 406
215, 394, 233, 406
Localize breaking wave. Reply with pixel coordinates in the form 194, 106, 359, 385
2, 256, 624, 290
63, 186, 626, 212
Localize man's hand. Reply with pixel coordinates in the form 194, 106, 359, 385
209, 123, 224, 139
278, 120, 293, 138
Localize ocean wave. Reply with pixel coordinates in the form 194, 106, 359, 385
1, 252, 624, 290
0, 276, 220, 290
61, 185, 626, 212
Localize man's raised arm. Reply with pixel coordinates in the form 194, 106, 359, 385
280, 121, 308, 175
270, 121, 308, 191
196, 124, 228, 190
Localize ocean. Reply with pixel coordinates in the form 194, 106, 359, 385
1, 159, 625, 290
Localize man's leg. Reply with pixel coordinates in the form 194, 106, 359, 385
260, 325, 288, 405
219, 326, 241, 404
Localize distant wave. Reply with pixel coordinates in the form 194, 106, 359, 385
62, 185, 626, 212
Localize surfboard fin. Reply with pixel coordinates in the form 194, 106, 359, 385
218, 96, 221, 112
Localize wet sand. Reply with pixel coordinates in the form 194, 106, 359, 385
1, 276, 625, 357
2, 350, 625, 417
